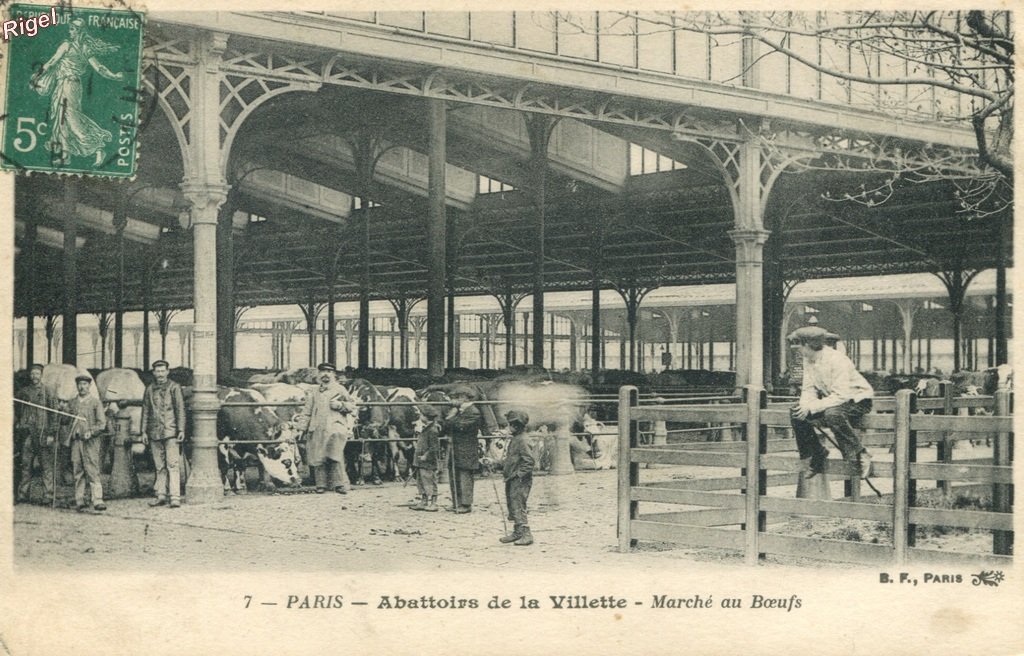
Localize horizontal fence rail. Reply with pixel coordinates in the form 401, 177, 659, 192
617, 385, 1014, 567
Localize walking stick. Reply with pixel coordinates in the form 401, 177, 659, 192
51, 431, 60, 509
490, 475, 508, 535
449, 443, 460, 511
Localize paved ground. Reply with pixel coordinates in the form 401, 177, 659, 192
13, 441, 997, 572
14, 469, 713, 572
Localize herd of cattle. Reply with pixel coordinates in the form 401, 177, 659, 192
15, 365, 619, 498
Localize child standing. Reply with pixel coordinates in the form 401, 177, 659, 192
410, 403, 442, 512
500, 410, 535, 546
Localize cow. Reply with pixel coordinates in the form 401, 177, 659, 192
378, 386, 426, 482
216, 387, 302, 493
344, 378, 391, 485
572, 412, 618, 470
251, 382, 312, 482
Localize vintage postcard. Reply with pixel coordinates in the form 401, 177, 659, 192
0, 2, 1020, 655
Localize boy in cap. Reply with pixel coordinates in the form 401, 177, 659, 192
65, 374, 107, 512
294, 363, 358, 494
500, 410, 535, 546
141, 360, 187, 508
789, 326, 874, 479
409, 403, 443, 512
15, 363, 56, 503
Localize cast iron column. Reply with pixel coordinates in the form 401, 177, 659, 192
426, 98, 447, 377
62, 179, 78, 364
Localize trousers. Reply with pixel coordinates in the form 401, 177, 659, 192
18, 431, 55, 499
151, 439, 181, 501
314, 458, 345, 490
505, 474, 532, 528
792, 399, 872, 461
415, 467, 437, 497
71, 438, 103, 506
449, 465, 475, 508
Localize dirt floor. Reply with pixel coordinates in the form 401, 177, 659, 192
13, 441, 1001, 572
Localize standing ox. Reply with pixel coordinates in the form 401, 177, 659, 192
217, 387, 302, 493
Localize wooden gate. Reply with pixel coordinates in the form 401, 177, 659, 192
617, 386, 1013, 566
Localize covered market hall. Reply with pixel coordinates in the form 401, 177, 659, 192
12, 11, 1012, 503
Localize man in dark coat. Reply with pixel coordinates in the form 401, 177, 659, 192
15, 364, 56, 503
445, 385, 484, 513
500, 410, 535, 546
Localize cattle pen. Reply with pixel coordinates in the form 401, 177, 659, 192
616, 386, 1013, 566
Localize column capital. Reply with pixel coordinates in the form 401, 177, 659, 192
729, 228, 770, 265
727, 228, 771, 244
180, 181, 230, 227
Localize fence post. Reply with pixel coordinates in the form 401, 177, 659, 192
992, 389, 1013, 556
893, 390, 915, 564
743, 385, 765, 565
618, 385, 639, 552
936, 382, 953, 493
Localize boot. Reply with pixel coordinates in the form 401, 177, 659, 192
424, 496, 439, 512
500, 525, 522, 544
514, 527, 534, 546
410, 495, 427, 511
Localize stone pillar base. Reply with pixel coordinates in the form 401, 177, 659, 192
107, 416, 134, 499
185, 474, 225, 505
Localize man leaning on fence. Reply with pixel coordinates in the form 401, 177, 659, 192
141, 360, 187, 508
789, 326, 874, 480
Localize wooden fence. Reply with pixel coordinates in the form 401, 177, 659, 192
617, 386, 1013, 566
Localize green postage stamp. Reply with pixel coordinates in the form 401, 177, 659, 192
2, 4, 144, 177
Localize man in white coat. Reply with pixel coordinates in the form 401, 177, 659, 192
295, 363, 358, 494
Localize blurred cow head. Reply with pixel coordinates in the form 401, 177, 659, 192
256, 441, 302, 486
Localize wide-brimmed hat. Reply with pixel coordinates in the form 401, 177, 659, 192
788, 326, 828, 348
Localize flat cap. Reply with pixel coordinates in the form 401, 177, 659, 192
75, 374, 92, 383
418, 403, 442, 419
29, 363, 44, 372
151, 359, 170, 369
447, 384, 478, 400
505, 409, 529, 428
316, 362, 337, 372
